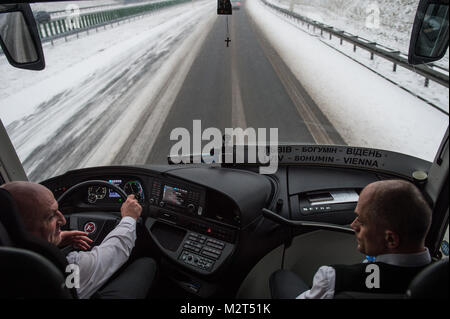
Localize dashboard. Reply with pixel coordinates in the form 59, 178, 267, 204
43, 165, 273, 287
87, 178, 145, 204
86, 178, 145, 204
41, 163, 402, 297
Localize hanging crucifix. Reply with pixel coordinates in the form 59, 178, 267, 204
217, 0, 232, 47
225, 36, 231, 47
225, 16, 231, 47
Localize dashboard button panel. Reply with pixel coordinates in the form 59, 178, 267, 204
178, 232, 227, 272
179, 251, 214, 271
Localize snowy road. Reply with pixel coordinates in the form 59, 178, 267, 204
1, 0, 216, 181
0, 0, 448, 182
146, 3, 346, 164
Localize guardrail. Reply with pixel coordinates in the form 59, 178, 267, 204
47, 0, 166, 19
36, 0, 190, 44
262, 0, 449, 89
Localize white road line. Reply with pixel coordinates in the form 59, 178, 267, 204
121, 9, 217, 164
80, 4, 217, 167
230, 15, 247, 130
248, 10, 334, 145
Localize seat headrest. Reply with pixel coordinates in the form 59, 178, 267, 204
0, 187, 77, 298
0, 220, 12, 246
0, 187, 27, 244
406, 257, 449, 299
0, 188, 67, 268
0, 246, 72, 299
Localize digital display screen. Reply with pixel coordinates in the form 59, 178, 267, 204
108, 179, 123, 198
163, 186, 188, 207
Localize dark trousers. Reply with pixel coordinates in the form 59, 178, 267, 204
269, 269, 310, 299
94, 257, 157, 299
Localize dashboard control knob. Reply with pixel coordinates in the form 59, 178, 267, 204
159, 201, 165, 207
187, 203, 195, 213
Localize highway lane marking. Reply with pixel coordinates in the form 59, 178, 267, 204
112, 8, 217, 164
247, 10, 335, 145
230, 15, 248, 130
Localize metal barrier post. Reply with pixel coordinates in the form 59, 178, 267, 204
43, 23, 49, 38
37, 24, 43, 39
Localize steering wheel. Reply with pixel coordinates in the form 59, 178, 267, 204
57, 180, 128, 203
57, 180, 129, 249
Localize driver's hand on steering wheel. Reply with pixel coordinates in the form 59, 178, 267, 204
120, 194, 142, 220
59, 230, 93, 251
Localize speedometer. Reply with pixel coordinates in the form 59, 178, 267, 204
87, 186, 107, 203
124, 180, 145, 203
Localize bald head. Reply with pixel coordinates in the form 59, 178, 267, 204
358, 180, 432, 252
1, 181, 66, 245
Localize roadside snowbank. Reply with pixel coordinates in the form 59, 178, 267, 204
248, 0, 448, 161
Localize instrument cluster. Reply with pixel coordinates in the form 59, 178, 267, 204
86, 178, 145, 204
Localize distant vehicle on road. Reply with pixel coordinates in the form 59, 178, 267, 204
231, 0, 241, 10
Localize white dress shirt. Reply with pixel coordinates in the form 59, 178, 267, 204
296, 248, 432, 299
66, 216, 137, 299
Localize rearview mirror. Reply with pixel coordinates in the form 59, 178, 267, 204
0, 4, 45, 70
218, 0, 232, 15
408, 0, 449, 64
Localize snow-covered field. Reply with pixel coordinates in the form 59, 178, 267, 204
268, 0, 449, 68
31, 0, 173, 19
247, 0, 448, 162
31, 0, 138, 12
264, 0, 449, 112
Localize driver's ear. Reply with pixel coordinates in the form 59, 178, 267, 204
385, 230, 400, 250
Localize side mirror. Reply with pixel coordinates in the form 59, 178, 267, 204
0, 4, 45, 70
408, 0, 449, 65
218, 0, 232, 15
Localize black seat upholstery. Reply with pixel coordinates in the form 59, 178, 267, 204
0, 220, 12, 246
0, 188, 77, 298
0, 246, 72, 298
406, 257, 449, 299
269, 269, 310, 299
269, 258, 449, 299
